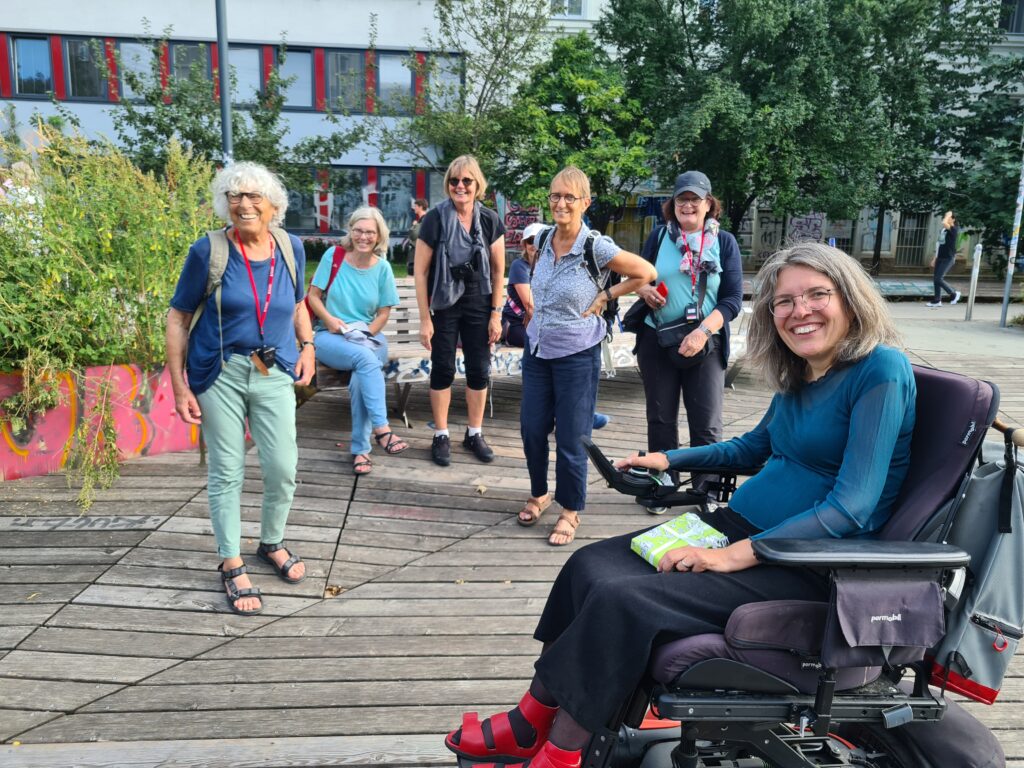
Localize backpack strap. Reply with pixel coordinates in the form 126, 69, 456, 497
530, 226, 554, 279
269, 226, 298, 290
325, 245, 346, 294
189, 229, 231, 364
581, 231, 604, 286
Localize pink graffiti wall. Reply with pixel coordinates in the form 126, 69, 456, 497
0, 365, 200, 481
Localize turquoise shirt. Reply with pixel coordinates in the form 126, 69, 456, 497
644, 230, 721, 329
311, 255, 400, 327
666, 346, 916, 540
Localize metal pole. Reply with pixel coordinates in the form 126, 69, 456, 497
215, 0, 233, 164
999, 129, 1024, 327
965, 243, 982, 321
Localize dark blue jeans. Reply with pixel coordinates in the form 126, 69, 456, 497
932, 257, 956, 301
521, 342, 601, 511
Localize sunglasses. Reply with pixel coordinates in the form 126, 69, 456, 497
448, 177, 475, 188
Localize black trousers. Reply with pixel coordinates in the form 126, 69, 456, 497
430, 289, 491, 390
532, 512, 828, 734
635, 324, 725, 453
932, 257, 956, 301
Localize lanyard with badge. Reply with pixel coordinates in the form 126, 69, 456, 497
680, 229, 704, 322
236, 231, 277, 375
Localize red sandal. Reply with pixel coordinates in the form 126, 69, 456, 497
444, 690, 558, 762
469, 741, 582, 768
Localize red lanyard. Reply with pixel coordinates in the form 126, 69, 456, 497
681, 230, 705, 291
236, 232, 276, 340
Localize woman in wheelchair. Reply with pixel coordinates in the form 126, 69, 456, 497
444, 242, 918, 768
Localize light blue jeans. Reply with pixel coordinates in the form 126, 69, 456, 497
196, 355, 298, 558
314, 329, 390, 455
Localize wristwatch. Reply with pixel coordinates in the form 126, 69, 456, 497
698, 323, 714, 338
300, 340, 314, 349
604, 287, 613, 302
491, 306, 502, 313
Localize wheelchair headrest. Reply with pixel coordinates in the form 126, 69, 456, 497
879, 365, 999, 542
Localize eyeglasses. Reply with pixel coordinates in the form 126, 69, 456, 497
226, 191, 264, 204
674, 196, 703, 209
350, 227, 377, 239
769, 288, 835, 317
448, 177, 475, 188
548, 193, 579, 205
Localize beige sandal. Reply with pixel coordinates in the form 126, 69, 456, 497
548, 510, 579, 546
518, 494, 552, 527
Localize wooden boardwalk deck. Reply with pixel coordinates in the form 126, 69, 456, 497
1, 344, 1023, 767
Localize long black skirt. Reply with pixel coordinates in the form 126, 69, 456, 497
533, 510, 828, 733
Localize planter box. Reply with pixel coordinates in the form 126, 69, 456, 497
1, 364, 199, 481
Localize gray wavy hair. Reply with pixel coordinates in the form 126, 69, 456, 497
746, 242, 902, 393
340, 206, 390, 257
210, 162, 289, 227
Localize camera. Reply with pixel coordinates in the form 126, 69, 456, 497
449, 261, 477, 281
255, 346, 277, 367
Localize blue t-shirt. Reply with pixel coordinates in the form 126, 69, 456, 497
666, 345, 916, 540
503, 257, 532, 323
310, 253, 400, 327
170, 232, 306, 395
645, 230, 721, 328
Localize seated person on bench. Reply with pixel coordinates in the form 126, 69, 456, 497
443, 242, 917, 768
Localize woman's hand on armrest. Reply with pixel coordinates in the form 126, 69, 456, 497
658, 540, 758, 574
615, 452, 670, 472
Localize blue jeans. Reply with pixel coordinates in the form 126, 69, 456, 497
314, 330, 389, 455
521, 343, 601, 512
932, 257, 956, 301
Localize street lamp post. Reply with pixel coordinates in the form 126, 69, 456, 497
215, 0, 233, 164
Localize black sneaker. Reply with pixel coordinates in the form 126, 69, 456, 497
463, 430, 494, 463
431, 434, 451, 467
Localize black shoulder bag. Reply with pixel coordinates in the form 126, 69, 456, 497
653, 270, 711, 370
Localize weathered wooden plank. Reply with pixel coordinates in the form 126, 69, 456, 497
96, 564, 327, 599
336, 529, 459, 553
324, 561, 395, 590
81, 678, 525, 713
0, 733, 453, 766
340, 581, 552, 599
154, 515, 342, 543
0, 564, 108, 585
0, 677, 123, 711
248, 614, 537, 638
0, 625, 36, 650
0, 605, 60, 627
175, 501, 347, 530
2, 531, 149, 548
117, 547, 331, 574
17, 627, 229, 659
332, 544, 424, 567
145, 654, 533, 685
47, 604, 274, 636
72, 584, 319, 617
0, 650, 179, 684
344, 509, 496, 536
14, 703, 513, 743
126, 536, 337, 564
0, 710, 62, 743
298, 596, 547, 618
377, 565, 564, 583
198, 634, 542, 661
0, 501, 182, 517
0, 583, 87, 605
0, 547, 131, 566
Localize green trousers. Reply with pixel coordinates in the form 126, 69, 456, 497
196, 355, 298, 559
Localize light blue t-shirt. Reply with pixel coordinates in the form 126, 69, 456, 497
666, 345, 916, 540
311, 252, 400, 328
645, 229, 721, 329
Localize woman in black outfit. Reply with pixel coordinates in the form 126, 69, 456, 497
926, 210, 961, 307
413, 155, 506, 467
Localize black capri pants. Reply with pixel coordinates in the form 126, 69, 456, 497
430, 289, 492, 391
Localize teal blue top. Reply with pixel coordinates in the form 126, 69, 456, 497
644, 229, 721, 329
666, 345, 916, 540
311, 255, 400, 328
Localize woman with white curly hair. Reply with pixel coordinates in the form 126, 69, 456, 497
166, 161, 314, 616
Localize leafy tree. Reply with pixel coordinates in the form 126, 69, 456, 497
489, 32, 653, 231
109, 31, 363, 194
366, 0, 552, 174
597, 0, 883, 230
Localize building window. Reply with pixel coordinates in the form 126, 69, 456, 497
378, 170, 414, 233
326, 50, 364, 113
228, 46, 261, 104
118, 41, 152, 101
1002, 0, 1024, 33
13, 37, 52, 96
279, 49, 312, 108
429, 55, 462, 112
330, 168, 365, 230
551, 0, 584, 17
285, 179, 317, 232
377, 53, 412, 115
65, 38, 106, 99
170, 42, 209, 82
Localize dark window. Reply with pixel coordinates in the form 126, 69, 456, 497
378, 170, 414, 233
170, 42, 209, 82
1002, 0, 1024, 33
429, 54, 462, 112
228, 46, 261, 104
330, 168, 365, 230
65, 38, 105, 99
326, 50, 364, 112
285, 175, 318, 232
118, 41, 152, 101
377, 53, 412, 115
13, 37, 52, 95
279, 49, 312, 108
551, 0, 584, 17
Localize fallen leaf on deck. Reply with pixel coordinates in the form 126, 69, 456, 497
476, 484, 487, 494
25, 593, 38, 601
324, 585, 346, 597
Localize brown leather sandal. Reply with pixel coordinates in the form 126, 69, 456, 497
518, 494, 552, 527
548, 510, 579, 546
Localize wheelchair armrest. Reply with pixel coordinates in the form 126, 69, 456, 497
669, 464, 764, 477
752, 538, 970, 569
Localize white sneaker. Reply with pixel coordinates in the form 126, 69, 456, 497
925, 300, 942, 308
951, 291, 962, 305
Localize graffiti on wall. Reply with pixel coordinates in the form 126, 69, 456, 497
504, 203, 541, 252
787, 213, 826, 243
0, 364, 200, 481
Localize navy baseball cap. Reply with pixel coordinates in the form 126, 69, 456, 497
672, 171, 712, 199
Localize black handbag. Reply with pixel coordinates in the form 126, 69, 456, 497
653, 272, 711, 369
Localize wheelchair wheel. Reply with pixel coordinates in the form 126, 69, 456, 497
834, 724, 919, 768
